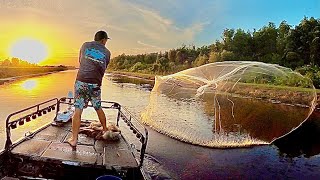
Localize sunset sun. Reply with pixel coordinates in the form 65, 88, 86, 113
9, 38, 49, 64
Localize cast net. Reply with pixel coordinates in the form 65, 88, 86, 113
142, 61, 317, 148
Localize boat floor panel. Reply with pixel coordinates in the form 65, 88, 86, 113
104, 148, 138, 169
33, 125, 69, 142
11, 139, 51, 157
95, 137, 129, 153
41, 142, 102, 165
64, 132, 95, 146
9, 124, 138, 170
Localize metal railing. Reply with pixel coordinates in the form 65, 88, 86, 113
119, 106, 149, 167
5, 98, 59, 150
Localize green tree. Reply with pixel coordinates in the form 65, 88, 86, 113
131, 62, 145, 72
1, 59, 11, 66
168, 49, 176, 63
175, 51, 183, 64
193, 54, 209, 67
287, 17, 319, 65
11, 58, 20, 66
221, 50, 236, 61
311, 36, 320, 65
232, 29, 253, 59
285, 52, 303, 68
222, 28, 235, 51
277, 21, 291, 54
208, 52, 221, 63
253, 22, 278, 61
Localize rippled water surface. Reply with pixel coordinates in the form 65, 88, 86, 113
0, 70, 319, 179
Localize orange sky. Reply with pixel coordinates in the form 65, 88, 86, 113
0, 16, 83, 66
0, 1, 213, 66
1, 0, 318, 66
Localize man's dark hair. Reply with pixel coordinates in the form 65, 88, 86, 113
94, 31, 108, 41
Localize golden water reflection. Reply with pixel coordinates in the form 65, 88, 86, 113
0, 70, 152, 151
20, 80, 38, 91
0, 70, 77, 150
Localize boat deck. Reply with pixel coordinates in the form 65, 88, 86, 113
10, 122, 138, 170
1, 98, 148, 179
4, 121, 142, 179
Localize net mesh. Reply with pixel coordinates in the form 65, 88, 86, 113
142, 61, 317, 148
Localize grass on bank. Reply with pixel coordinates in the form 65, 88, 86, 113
108, 70, 156, 81
0, 66, 68, 79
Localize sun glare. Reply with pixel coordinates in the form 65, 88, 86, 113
9, 38, 48, 64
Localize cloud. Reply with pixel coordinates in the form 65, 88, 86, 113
0, 0, 211, 64
134, 6, 173, 26
88, 0, 211, 55
183, 21, 211, 39
137, 41, 161, 48
106, 24, 130, 33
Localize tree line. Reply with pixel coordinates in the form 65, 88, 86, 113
0, 57, 38, 67
109, 17, 320, 88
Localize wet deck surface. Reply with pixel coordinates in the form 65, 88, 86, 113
10, 122, 139, 170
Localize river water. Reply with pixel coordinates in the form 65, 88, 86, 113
0, 70, 320, 179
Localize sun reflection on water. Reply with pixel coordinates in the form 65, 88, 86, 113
21, 80, 38, 91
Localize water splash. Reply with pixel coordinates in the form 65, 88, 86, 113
142, 61, 317, 148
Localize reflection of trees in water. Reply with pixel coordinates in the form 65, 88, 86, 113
219, 82, 316, 106
143, 89, 313, 147
273, 111, 320, 157
202, 94, 311, 142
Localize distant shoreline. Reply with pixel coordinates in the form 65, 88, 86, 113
108, 70, 155, 82
0, 73, 51, 85
0, 67, 71, 85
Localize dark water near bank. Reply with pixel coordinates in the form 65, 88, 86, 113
0, 70, 320, 179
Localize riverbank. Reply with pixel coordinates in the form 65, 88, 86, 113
108, 70, 155, 81
0, 66, 69, 85
109, 70, 320, 109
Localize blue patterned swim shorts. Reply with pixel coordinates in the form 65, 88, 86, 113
74, 80, 101, 110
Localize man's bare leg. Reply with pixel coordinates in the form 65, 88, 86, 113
68, 108, 83, 147
96, 108, 107, 131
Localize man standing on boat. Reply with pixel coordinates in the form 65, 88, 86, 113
68, 30, 111, 149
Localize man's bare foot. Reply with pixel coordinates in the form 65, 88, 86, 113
67, 138, 77, 151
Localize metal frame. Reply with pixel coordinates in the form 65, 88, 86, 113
4, 97, 148, 167
119, 106, 148, 166
5, 98, 59, 150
